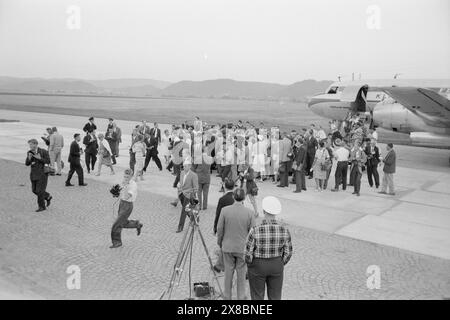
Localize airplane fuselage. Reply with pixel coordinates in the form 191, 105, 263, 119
307, 79, 450, 149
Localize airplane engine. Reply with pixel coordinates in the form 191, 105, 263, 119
372, 102, 411, 133
410, 132, 450, 149
372, 102, 440, 135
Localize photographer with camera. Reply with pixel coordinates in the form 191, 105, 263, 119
176, 160, 199, 233
110, 168, 143, 248
25, 138, 52, 212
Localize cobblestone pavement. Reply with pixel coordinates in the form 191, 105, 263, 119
0, 159, 449, 300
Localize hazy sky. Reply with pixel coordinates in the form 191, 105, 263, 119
0, 0, 448, 83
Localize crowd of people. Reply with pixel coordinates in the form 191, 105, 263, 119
26, 112, 397, 300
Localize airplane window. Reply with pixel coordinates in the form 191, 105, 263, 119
327, 86, 338, 94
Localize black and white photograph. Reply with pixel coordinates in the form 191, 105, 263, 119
0, 0, 449, 306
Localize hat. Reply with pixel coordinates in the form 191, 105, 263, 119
28, 138, 38, 145
262, 196, 282, 215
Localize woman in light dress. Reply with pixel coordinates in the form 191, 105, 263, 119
160, 129, 171, 165
132, 134, 146, 181
252, 134, 267, 182
96, 133, 115, 176
312, 140, 330, 192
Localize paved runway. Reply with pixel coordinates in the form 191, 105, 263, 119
1, 109, 449, 259
1, 158, 449, 300
0, 109, 449, 299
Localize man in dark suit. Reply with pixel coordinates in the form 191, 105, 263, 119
305, 129, 317, 178
106, 118, 114, 132
150, 122, 161, 144
83, 117, 97, 133
66, 134, 87, 187
83, 130, 98, 174
213, 178, 235, 273
143, 133, 162, 172
365, 139, 380, 188
25, 139, 52, 212
293, 138, 307, 193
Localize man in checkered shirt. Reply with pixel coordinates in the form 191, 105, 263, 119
244, 196, 293, 300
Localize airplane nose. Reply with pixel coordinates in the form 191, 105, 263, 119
307, 96, 317, 109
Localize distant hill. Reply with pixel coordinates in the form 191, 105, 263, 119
162, 79, 285, 99
88, 78, 171, 90
0, 76, 332, 101
162, 78, 332, 101
276, 79, 333, 100
0, 78, 99, 93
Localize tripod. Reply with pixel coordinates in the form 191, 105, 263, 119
160, 204, 224, 300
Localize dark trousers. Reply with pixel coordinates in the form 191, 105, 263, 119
129, 152, 136, 172
111, 200, 139, 246
366, 161, 380, 187
279, 162, 289, 186
305, 152, 314, 177
144, 152, 162, 171
350, 165, 362, 194
334, 161, 348, 190
31, 176, 50, 209
221, 165, 231, 182
198, 182, 210, 210
173, 164, 181, 188
248, 257, 284, 300
294, 169, 306, 191
177, 194, 190, 231
66, 160, 84, 185
167, 160, 173, 170
323, 165, 332, 190
85, 152, 97, 172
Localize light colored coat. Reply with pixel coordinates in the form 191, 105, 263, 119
179, 169, 199, 198
49, 132, 64, 151
217, 202, 255, 253
279, 137, 292, 163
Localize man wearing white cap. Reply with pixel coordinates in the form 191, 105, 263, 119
244, 196, 293, 300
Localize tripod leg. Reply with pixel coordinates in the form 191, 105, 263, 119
196, 226, 224, 298
164, 224, 195, 299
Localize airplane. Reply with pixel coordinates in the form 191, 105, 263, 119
307, 79, 450, 151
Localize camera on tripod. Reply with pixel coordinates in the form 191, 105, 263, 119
185, 198, 200, 220
110, 184, 122, 198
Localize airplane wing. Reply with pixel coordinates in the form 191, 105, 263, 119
381, 87, 450, 128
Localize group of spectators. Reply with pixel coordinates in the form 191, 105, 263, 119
27, 113, 396, 300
